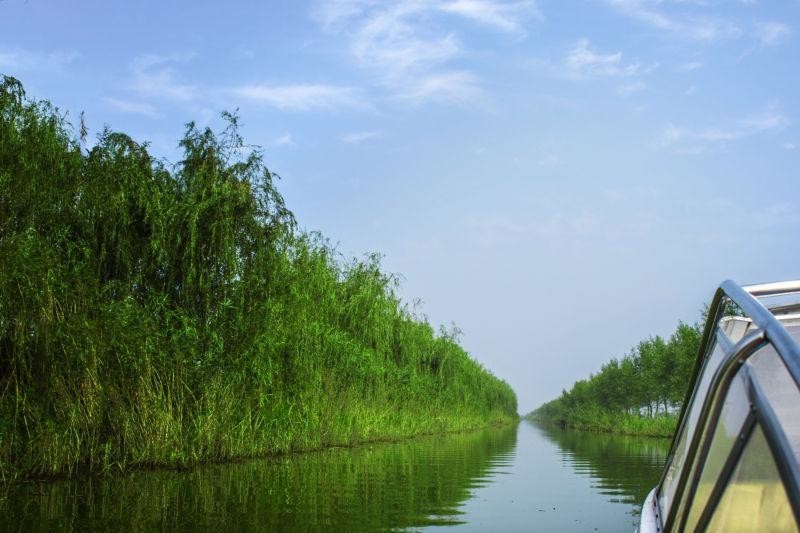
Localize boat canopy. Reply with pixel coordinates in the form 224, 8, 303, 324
640, 280, 800, 532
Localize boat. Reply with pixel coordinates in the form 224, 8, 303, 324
638, 279, 800, 532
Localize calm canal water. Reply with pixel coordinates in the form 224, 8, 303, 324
0, 421, 669, 532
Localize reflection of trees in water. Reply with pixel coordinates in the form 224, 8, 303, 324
1, 425, 518, 532
535, 422, 670, 507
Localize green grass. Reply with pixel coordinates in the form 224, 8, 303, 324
0, 76, 517, 481
527, 409, 677, 438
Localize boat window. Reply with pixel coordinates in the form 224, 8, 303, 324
705, 425, 796, 532
658, 337, 729, 518
683, 370, 750, 531
748, 333, 800, 464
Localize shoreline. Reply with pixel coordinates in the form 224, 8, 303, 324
527, 414, 676, 439
1, 417, 519, 485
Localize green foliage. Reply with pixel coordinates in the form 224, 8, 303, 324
0, 76, 517, 480
527, 319, 702, 438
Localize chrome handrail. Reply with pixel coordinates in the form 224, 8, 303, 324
743, 279, 800, 297
728, 280, 800, 384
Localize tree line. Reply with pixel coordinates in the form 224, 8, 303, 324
529, 319, 702, 436
0, 76, 517, 479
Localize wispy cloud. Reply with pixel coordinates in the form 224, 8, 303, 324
439, 0, 541, 33
755, 21, 790, 46
130, 54, 197, 102
270, 133, 296, 147
469, 208, 611, 244
232, 83, 364, 111
340, 130, 381, 144
0, 47, 78, 71
604, 0, 741, 42
739, 110, 789, 132
315, 0, 538, 34
557, 39, 651, 80
396, 70, 482, 103
677, 60, 703, 72
536, 153, 560, 167
660, 108, 789, 152
350, 9, 460, 76
313, 0, 539, 104
120, 53, 363, 115
618, 80, 646, 96
106, 97, 161, 118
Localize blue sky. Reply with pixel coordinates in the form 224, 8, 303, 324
2, 0, 799, 412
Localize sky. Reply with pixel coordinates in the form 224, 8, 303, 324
1, 0, 799, 413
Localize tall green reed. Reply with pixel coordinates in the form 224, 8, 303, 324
0, 76, 517, 480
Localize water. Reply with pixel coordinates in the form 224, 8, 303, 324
0, 421, 670, 532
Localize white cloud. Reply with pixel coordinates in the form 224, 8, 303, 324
604, 0, 741, 42
340, 130, 381, 144
618, 80, 646, 96
270, 133, 295, 147
313, 0, 373, 29
439, 0, 541, 33
106, 97, 161, 118
0, 47, 78, 71
677, 60, 703, 71
315, 0, 537, 33
739, 109, 789, 132
558, 39, 649, 80
663, 124, 738, 146
313, 0, 540, 103
350, 8, 461, 75
686, 19, 742, 41
782, 142, 796, 151
396, 70, 483, 103
660, 108, 789, 152
755, 21, 790, 46
130, 54, 197, 102
232, 83, 363, 111
536, 153, 560, 167
121, 53, 363, 115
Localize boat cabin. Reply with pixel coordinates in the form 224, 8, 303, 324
639, 280, 800, 532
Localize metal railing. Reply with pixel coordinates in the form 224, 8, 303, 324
655, 279, 800, 531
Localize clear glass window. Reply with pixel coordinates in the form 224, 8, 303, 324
683, 371, 750, 530
748, 345, 800, 464
659, 338, 728, 518
705, 425, 796, 532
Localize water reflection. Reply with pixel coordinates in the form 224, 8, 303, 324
0, 425, 518, 532
0, 423, 672, 532
537, 424, 670, 513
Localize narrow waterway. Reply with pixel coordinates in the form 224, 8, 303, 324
0, 421, 669, 532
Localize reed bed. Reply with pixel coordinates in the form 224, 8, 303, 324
0, 76, 517, 480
